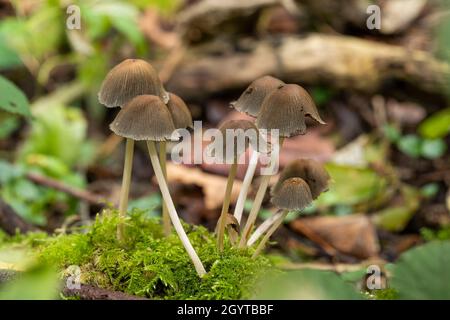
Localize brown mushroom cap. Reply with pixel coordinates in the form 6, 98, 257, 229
109, 95, 176, 141
208, 120, 261, 162
271, 177, 313, 210
272, 159, 330, 199
256, 84, 325, 137
98, 59, 168, 108
231, 76, 285, 117
166, 93, 193, 129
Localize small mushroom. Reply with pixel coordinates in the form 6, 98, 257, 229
249, 178, 314, 258
110, 95, 176, 141
98, 59, 169, 108
256, 84, 325, 137
271, 177, 313, 211
166, 92, 194, 130
110, 95, 206, 277
272, 159, 330, 199
210, 119, 261, 251
251, 160, 330, 258
159, 92, 193, 236
231, 76, 285, 117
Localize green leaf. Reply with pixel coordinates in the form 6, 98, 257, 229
382, 124, 401, 143
128, 194, 161, 218
0, 33, 22, 70
0, 265, 60, 300
0, 113, 20, 139
19, 105, 90, 168
419, 108, 450, 139
420, 138, 447, 159
391, 241, 450, 299
0, 76, 31, 117
372, 186, 420, 232
314, 163, 387, 209
420, 183, 439, 198
254, 269, 363, 299
397, 134, 422, 158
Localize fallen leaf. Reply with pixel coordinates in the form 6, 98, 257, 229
165, 163, 242, 209
290, 214, 380, 259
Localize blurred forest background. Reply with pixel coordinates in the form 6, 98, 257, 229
0, 0, 449, 298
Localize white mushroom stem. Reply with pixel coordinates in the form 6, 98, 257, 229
238, 174, 271, 248
252, 210, 288, 259
217, 161, 238, 252
233, 150, 259, 225
117, 138, 134, 241
238, 137, 284, 248
147, 141, 207, 277
159, 141, 171, 236
247, 210, 284, 247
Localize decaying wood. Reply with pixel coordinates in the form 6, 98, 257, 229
166, 34, 450, 99
178, 0, 280, 41
0, 198, 38, 235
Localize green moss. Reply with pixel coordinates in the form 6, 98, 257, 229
33, 209, 274, 299
421, 225, 450, 242
371, 288, 399, 300
0, 229, 48, 248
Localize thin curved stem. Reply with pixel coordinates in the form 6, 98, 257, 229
238, 137, 284, 248
117, 138, 134, 242
252, 210, 288, 259
247, 210, 284, 247
147, 141, 206, 277
238, 174, 271, 248
159, 141, 171, 236
233, 150, 259, 225
216, 161, 238, 252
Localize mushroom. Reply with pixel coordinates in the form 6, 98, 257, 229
98, 58, 169, 108
110, 95, 206, 277
208, 119, 261, 251
230, 76, 285, 226
98, 59, 170, 241
239, 83, 325, 248
272, 159, 330, 200
231, 76, 285, 117
159, 92, 194, 236
256, 84, 325, 137
250, 159, 330, 258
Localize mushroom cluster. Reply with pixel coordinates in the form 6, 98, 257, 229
98, 59, 205, 277
208, 74, 328, 254
226, 76, 327, 249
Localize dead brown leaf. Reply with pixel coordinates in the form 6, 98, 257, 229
165, 163, 242, 209
290, 214, 380, 259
